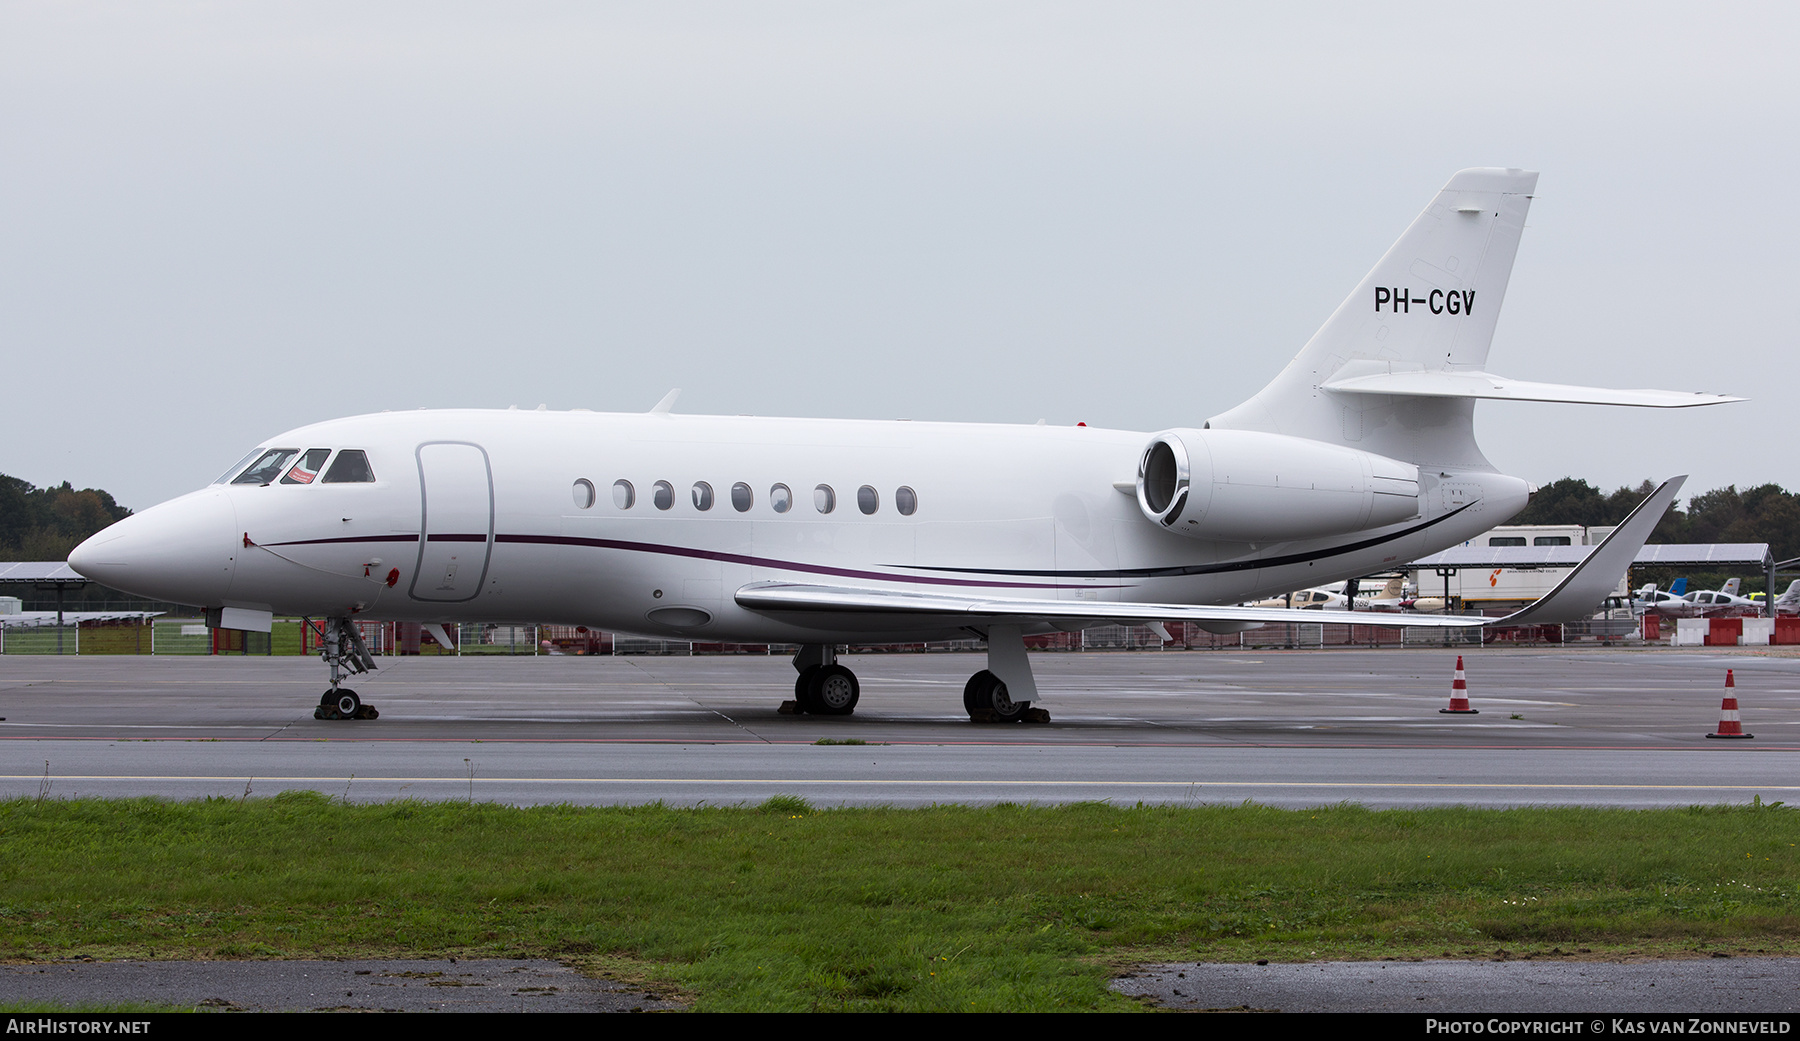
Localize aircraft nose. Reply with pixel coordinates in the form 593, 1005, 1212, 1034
67, 489, 237, 607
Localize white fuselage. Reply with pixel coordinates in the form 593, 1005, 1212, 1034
72, 408, 1530, 643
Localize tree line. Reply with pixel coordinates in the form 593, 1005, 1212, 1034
1509, 477, 1799, 561
1505, 477, 1799, 594
0, 474, 132, 562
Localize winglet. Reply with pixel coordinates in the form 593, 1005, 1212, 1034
1495, 476, 1686, 626
649, 388, 681, 415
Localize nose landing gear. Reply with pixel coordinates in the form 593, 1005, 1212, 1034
312, 617, 380, 721
316, 688, 377, 720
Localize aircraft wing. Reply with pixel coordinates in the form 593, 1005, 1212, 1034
1319, 369, 1743, 408
736, 476, 1689, 633
734, 582, 1486, 630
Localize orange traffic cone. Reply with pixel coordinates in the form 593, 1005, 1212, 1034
1440, 655, 1478, 714
1705, 669, 1753, 739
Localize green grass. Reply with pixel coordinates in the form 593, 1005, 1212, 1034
0, 794, 1796, 1011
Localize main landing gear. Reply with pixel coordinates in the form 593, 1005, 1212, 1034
312, 617, 380, 721
787, 644, 860, 716
781, 628, 1051, 724
962, 625, 1050, 724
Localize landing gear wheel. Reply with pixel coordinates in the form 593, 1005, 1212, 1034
810, 665, 859, 716
965, 670, 1029, 723
795, 666, 822, 713
962, 672, 986, 715
333, 689, 362, 720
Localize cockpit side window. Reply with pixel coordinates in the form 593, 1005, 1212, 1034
321, 450, 376, 483
214, 448, 267, 485
231, 449, 300, 485
280, 449, 332, 485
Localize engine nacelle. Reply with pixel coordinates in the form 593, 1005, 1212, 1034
1136, 429, 1420, 542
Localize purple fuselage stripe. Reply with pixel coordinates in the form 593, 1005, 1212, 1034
494, 533, 1080, 589
267, 531, 1090, 589
265, 534, 420, 547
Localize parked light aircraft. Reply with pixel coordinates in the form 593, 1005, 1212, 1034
1242, 576, 1441, 613
1347, 575, 1447, 613
1633, 583, 1685, 616
1770, 580, 1800, 617
1679, 585, 1762, 616
68, 169, 1740, 722
1634, 578, 1760, 618
1241, 587, 1350, 611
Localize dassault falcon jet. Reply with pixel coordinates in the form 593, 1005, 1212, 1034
69, 169, 1739, 722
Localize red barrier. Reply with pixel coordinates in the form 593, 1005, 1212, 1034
1705, 618, 1743, 646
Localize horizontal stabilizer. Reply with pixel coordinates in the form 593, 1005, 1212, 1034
1321, 368, 1742, 408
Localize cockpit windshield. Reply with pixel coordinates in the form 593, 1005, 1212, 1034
230, 449, 300, 485
280, 449, 332, 485
217, 446, 377, 486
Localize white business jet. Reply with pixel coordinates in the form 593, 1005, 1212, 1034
68, 169, 1739, 723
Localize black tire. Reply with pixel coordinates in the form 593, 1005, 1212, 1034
794, 666, 822, 713
320, 690, 339, 708
334, 689, 362, 719
962, 671, 989, 715
966, 670, 1028, 723
811, 665, 859, 716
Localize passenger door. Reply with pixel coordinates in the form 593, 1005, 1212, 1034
410, 442, 494, 603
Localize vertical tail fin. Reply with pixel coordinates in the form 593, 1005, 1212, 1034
1210, 168, 1538, 470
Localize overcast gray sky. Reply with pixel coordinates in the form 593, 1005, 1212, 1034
3, 2, 1792, 513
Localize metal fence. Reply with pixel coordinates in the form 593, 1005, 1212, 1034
457, 624, 539, 656
0, 625, 78, 655
151, 621, 211, 655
